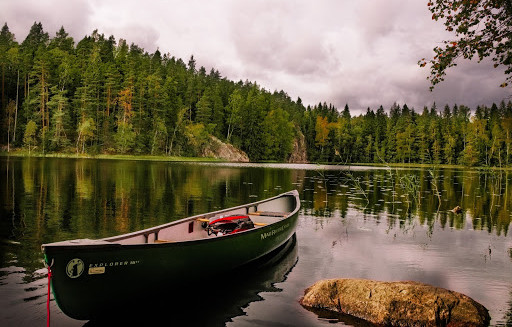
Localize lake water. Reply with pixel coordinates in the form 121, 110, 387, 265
0, 157, 511, 326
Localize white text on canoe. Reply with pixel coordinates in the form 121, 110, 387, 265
260, 223, 290, 240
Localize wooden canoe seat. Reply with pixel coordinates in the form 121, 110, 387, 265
154, 239, 173, 243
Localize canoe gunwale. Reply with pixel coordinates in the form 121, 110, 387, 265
42, 190, 300, 251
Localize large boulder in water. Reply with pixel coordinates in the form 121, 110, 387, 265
300, 279, 490, 327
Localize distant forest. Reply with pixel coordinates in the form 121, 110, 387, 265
1, 22, 512, 166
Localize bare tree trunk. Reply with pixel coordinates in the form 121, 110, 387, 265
226, 124, 232, 141
169, 127, 177, 155
226, 110, 234, 142
76, 130, 82, 154
507, 130, 510, 166
165, 134, 169, 156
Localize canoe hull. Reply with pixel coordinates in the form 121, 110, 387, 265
43, 191, 299, 320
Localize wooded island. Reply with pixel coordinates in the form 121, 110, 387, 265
1, 22, 512, 166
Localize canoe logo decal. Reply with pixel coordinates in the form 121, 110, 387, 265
66, 258, 85, 278
260, 223, 290, 240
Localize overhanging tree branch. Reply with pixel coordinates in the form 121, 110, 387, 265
419, 0, 512, 90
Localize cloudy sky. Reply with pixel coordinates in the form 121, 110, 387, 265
2, 0, 510, 114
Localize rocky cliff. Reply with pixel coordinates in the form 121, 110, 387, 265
202, 136, 249, 162
288, 129, 308, 163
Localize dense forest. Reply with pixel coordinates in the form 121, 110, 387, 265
1, 22, 512, 166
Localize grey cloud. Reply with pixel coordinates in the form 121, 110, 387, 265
1, 0, 508, 114
228, 1, 334, 79
428, 60, 510, 109
106, 24, 160, 53
356, 1, 403, 43
0, 0, 92, 42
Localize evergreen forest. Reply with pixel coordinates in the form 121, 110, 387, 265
1, 22, 512, 167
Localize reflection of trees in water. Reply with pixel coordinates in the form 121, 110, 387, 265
303, 168, 511, 236
2, 158, 303, 243
504, 290, 512, 327
5, 160, 512, 240
2, 158, 512, 278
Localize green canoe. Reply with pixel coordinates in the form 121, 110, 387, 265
42, 190, 300, 320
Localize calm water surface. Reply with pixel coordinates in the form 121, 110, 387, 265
0, 157, 511, 326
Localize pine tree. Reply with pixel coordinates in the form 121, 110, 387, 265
0, 23, 15, 114
240, 87, 266, 160
262, 108, 294, 160
226, 89, 243, 142
196, 86, 213, 125
47, 86, 70, 150
49, 26, 74, 53
210, 85, 225, 138
374, 105, 387, 161
27, 47, 51, 152
23, 119, 37, 153
0, 23, 16, 146
416, 107, 430, 164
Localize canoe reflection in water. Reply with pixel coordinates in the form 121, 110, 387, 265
84, 234, 299, 327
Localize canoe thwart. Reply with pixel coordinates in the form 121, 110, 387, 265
249, 211, 288, 217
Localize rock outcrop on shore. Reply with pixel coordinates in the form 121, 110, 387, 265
288, 130, 308, 163
300, 279, 490, 327
202, 136, 249, 162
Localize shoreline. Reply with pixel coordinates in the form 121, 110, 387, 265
1, 150, 512, 170
0, 150, 222, 163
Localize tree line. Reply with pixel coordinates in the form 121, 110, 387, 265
0, 22, 299, 161
1, 22, 512, 166
305, 101, 512, 166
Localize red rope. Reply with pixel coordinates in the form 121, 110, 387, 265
46, 265, 52, 327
